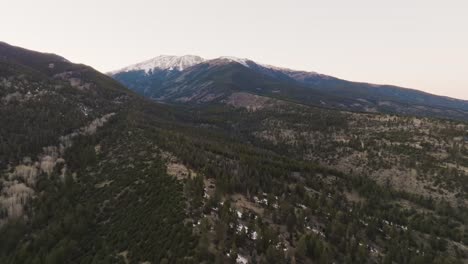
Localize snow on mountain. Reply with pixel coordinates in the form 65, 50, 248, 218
110, 55, 258, 75
110, 55, 205, 74
110, 54, 328, 81
218, 56, 251, 68
216, 56, 330, 80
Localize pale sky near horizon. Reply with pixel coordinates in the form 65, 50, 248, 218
1, 0, 467, 99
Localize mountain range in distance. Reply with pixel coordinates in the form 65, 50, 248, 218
110, 55, 468, 121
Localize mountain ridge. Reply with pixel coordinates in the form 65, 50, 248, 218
111, 55, 468, 121
109, 55, 205, 74
110, 54, 466, 102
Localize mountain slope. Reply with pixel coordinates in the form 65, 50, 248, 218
0, 42, 133, 167
0, 42, 198, 263
111, 55, 468, 121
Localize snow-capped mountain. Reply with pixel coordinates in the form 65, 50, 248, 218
110, 55, 205, 74
110, 55, 468, 121
109, 55, 292, 75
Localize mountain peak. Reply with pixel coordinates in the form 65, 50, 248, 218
217, 56, 252, 67
110, 55, 205, 74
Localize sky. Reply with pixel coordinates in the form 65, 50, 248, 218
1, 0, 468, 99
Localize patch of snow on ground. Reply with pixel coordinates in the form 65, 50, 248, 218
236, 254, 248, 264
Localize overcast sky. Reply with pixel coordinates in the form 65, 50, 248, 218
2, 0, 467, 99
